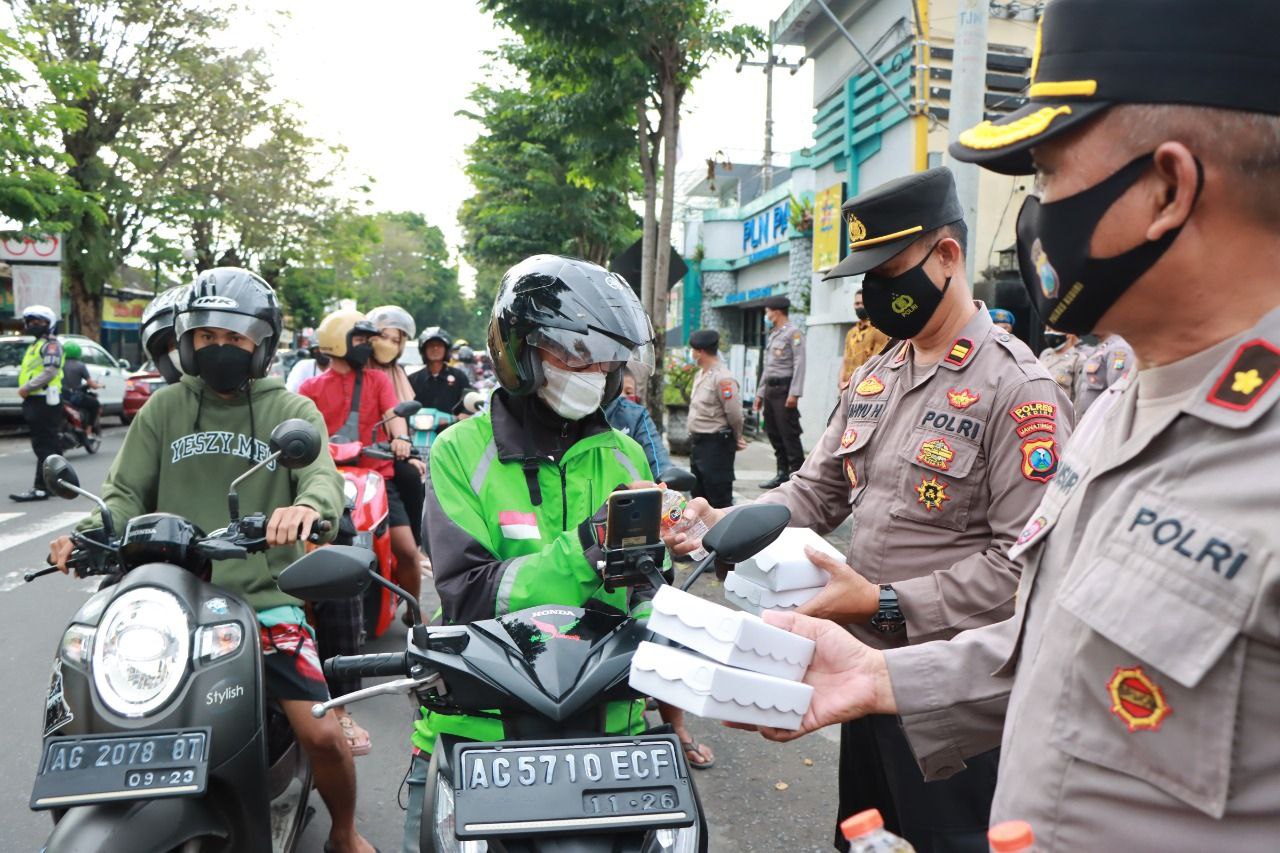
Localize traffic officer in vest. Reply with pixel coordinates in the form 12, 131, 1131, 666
733, 1, 1280, 849
406, 254, 713, 850
839, 289, 890, 389
667, 167, 1073, 852
685, 328, 744, 508
11, 305, 65, 502
755, 295, 806, 488
1074, 332, 1135, 415
1038, 326, 1091, 403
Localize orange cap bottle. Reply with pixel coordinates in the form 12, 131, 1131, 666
841, 809, 885, 840
988, 820, 1035, 852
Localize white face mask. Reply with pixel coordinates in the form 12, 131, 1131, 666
168, 349, 183, 374
538, 362, 607, 420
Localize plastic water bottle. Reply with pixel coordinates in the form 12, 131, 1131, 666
841, 809, 915, 853
988, 820, 1036, 852
660, 490, 709, 561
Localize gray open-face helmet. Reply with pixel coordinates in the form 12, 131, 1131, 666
174, 267, 282, 379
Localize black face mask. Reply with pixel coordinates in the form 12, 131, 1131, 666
23, 321, 49, 337
861, 241, 951, 339
344, 343, 372, 369
1016, 152, 1203, 335
311, 347, 330, 369
194, 344, 254, 393
1043, 331, 1068, 349
854, 306, 869, 322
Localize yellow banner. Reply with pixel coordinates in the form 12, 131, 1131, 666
812, 183, 845, 272
102, 296, 149, 328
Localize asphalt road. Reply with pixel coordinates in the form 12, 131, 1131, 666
0, 426, 840, 853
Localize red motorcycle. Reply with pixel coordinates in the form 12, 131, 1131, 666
59, 391, 101, 455
328, 400, 421, 638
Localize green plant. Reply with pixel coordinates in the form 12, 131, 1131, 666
662, 353, 699, 404
788, 193, 814, 234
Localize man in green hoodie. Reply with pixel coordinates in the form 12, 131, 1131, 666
47, 268, 373, 853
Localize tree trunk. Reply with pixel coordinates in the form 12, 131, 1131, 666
648, 78, 681, 433
637, 100, 663, 423
68, 267, 101, 340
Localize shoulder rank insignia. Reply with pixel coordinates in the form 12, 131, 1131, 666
855, 375, 885, 396
1108, 666, 1171, 732
915, 475, 950, 511
945, 338, 973, 367
946, 387, 980, 409
1020, 437, 1058, 482
1207, 339, 1280, 411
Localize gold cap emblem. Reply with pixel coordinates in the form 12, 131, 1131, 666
847, 216, 867, 246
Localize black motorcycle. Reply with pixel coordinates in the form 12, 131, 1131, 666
24, 418, 374, 852
278, 495, 792, 853
59, 389, 100, 455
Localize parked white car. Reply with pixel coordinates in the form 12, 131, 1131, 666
0, 334, 130, 421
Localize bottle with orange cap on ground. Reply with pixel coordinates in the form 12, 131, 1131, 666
988, 820, 1035, 852
840, 808, 916, 853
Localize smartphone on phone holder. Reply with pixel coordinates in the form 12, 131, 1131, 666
599, 488, 667, 592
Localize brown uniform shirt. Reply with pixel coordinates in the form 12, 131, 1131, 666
757, 307, 1074, 648
885, 307, 1280, 850
1037, 339, 1092, 404
1074, 334, 1135, 415
840, 320, 891, 386
761, 321, 806, 397
686, 359, 743, 440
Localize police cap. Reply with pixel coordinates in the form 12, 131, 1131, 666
950, 0, 1280, 175
824, 167, 963, 280
688, 329, 720, 352
762, 296, 790, 310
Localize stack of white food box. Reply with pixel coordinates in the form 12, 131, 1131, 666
628, 585, 815, 730
723, 527, 842, 615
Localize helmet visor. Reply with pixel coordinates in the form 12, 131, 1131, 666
177, 309, 273, 346
527, 326, 646, 372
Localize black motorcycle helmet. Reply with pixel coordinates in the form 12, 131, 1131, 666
175, 268, 282, 379
417, 326, 451, 360
140, 284, 190, 384
488, 255, 654, 402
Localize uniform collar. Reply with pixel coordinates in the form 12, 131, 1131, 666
1181, 304, 1280, 430
885, 302, 993, 372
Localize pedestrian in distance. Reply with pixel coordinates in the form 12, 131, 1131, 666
1073, 332, 1135, 415
839, 289, 890, 389
1037, 325, 1091, 405
10, 305, 64, 503
603, 366, 671, 480
60, 340, 102, 436
684, 329, 744, 508
989, 308, 1016, 334
668, 166, 1073, 853
695, 1, 1280, 849
755, 295, 806, 488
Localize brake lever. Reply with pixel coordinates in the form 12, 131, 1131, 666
308, 673, 442, 719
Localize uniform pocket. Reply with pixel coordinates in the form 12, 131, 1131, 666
889, 430, 984, 532
1050, 541, 1250, 817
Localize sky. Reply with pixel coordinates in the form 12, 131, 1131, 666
223, 0, 815, 291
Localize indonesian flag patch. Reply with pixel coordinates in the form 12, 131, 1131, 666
498, 510, 540, 540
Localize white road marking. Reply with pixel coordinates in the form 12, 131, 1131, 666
0, 512, 25, 525
0, 511, 84, 554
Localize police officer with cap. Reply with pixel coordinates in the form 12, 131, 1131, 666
755, 295, 806, 488
670, 166, 1072, 852
685, 329, 745, 508
732, 2, 1280, 849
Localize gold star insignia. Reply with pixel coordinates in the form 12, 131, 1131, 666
1232, 369, 1264, 395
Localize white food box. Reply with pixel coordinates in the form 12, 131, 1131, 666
734, 527, 845, 592
647, 585, 814, 681
629, 641, 813, 731
723, 571, 824, 616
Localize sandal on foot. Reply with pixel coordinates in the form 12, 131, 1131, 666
338, 715, 372, 756
681, 740, 715, 770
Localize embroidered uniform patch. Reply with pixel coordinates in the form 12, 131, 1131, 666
719, 380, 735, 400
1206, 339, 1280, 411
1008, 401, 1057, 423
946, 388, 980, 409
792, 333, 803, 347
916, 438, 954, 471
1015, 420, 1056, 439
1108, 666, 1171, 732
1016, 515, 1047, 546
840, 427, 858, 448
915, 475, 949, 511
498, 510, 540, 540
1112, 353, 1127, 372
844, 456, 858, 489
945, 339, 973, 366
856, 375, 885, 396
1020, 437, 1058, 482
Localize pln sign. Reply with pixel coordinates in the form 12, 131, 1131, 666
741, 200, 789, 259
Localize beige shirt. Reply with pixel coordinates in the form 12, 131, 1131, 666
686, 359, 744, 440
840, 320, 891, 386
1038, 339, 1092, 404
1074, 334, 1134, 415
885, 309, 1280, 850
760, 321, 806, 396
757, 307, 1074, 648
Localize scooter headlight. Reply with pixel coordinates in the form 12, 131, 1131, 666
343, 479, 359, 504
653, 826, 699, 853
91, 587, 190, 717
60, 624, 96, 666
363, 471, 382, 506
433, 774, 488, 853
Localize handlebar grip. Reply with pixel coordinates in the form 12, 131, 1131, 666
322, 652, 408, 679
362, 448, 394, 460
306, 519, 333, 544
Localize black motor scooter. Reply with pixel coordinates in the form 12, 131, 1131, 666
278, 495, 792, 853
24, 418, 376, 853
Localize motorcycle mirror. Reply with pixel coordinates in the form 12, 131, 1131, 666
277, 545, 376, 600
393, 400, 422, 418
42, 455, 80, 500
269, 418, 322, 469
702, 504, 791, 563
657, 467, 696, 493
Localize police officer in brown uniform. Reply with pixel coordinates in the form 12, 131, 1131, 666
736, 2, 1280, 850
671, 167, 1073, 852
1074, 333, 1135, 415
686, 329, 745, 508
1038, 329, 1091, 403
755, 296, 806, 488
839, 290, 891, 388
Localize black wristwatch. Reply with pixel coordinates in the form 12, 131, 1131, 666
870, 585, 905, 634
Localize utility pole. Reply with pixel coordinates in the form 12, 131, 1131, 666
947, 0, 989, 283
737, 22, 805, 192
